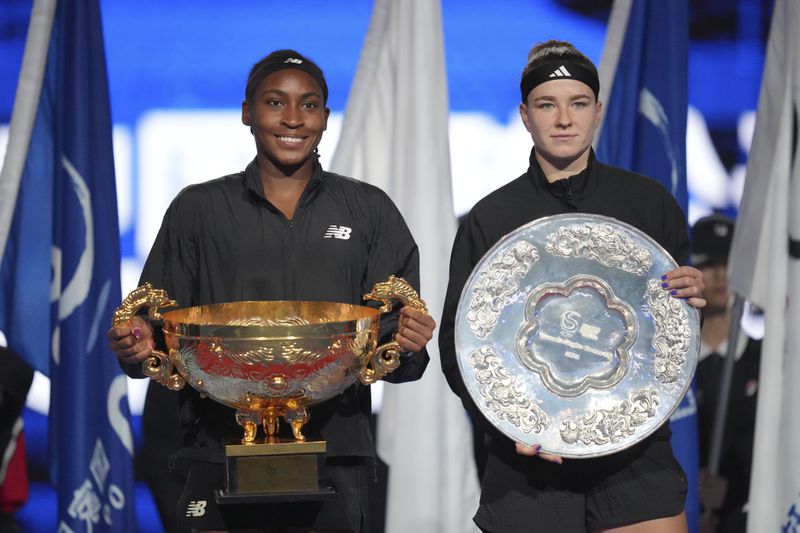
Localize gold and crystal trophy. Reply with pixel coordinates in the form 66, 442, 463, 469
112, 276, 427, 503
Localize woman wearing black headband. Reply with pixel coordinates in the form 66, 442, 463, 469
440, 40, 705, 533
108, 49, 435, 532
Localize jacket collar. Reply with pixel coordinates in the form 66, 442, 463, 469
243, 155, 325, 207
527, 147, 598, 206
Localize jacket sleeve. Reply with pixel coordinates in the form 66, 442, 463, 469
662, 190, 690, 266
119, 192, 200, 379
363, 192, 429, 384
438, 211, 496, 430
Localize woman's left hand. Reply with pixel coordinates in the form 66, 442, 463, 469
395, 307, 436, 352
661, 266, 706, 309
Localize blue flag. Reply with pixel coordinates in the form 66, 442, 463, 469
0, 0, 136, 530
595, 0, 689, 210
594, 1, 698, 531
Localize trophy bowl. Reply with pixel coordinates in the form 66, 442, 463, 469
113, 276, 427, 445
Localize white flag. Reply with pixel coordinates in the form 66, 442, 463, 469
329, 0, 480, 531
727, 0, 800, 530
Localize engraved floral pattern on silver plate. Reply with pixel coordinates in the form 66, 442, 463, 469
469, 346, 550, 434
559, 389, 659, 446
545, 222, 653, 275
645, 279, 693, 383
455, 214, 700, 458
466, 241, 539, 339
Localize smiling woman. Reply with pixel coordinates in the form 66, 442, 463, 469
105, 48, 435, 532
241, 50, 331, 208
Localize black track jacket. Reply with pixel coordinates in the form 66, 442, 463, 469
123, 157, 428, 460
440, 148, 690, 440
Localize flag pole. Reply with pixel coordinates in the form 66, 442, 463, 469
706, 294, 745, 474
594, 0, 631, 145
0, 0, 57, 262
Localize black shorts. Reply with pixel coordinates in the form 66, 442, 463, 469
176, 457, 370, 532
474, 436, 688, 533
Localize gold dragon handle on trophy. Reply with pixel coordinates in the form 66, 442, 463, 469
111, 283, 186, 391
359, 275, 429, 385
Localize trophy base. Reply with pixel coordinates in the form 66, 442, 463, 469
217, 439, 338, 504
215, 486, 339, 505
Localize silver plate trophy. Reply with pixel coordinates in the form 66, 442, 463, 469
455, 213, 700, 458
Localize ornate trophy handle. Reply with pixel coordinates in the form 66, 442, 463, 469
112, 283, 186, 391
359, 276, 428, 385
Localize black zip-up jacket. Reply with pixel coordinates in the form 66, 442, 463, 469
440, 148, 690, 442
124, 157, 428, 460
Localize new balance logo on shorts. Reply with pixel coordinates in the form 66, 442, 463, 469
324, 225, 352, 240
185, 500, 207, 517
549, 65, 572, 78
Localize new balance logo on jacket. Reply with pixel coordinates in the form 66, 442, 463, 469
185, 500, 207, 517
549, 65, 572, 78
324, 225, 352, 240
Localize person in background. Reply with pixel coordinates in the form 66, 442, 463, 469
440, 40, 706, 533
692, 214, 760, 533
0, 345, 34, 533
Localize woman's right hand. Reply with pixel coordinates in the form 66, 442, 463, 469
106, 315, 155, 365
515, 442, 563, 464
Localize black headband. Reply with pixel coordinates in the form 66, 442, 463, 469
520, 61, 599, 102
246, 54, 329, 104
